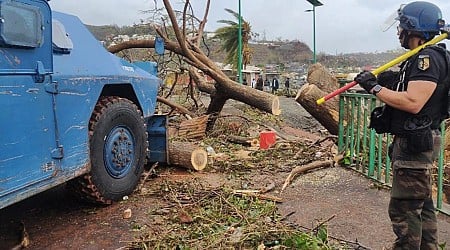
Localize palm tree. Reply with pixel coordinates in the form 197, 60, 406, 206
214, 8, 253, 70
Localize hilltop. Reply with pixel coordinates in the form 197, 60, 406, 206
86, 24, 404, 72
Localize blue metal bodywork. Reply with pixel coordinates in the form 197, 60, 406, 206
0, 0, 163, 209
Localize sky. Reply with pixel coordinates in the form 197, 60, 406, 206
48, 0, 450, 55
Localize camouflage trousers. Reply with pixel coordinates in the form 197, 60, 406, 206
388, 131, 440, 250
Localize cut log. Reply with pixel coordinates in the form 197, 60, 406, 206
306, 63, 340, 94
168, 141, 208, 171
295, 83, 339, 135
178, 115, 209, 140
226, 135, 258, 147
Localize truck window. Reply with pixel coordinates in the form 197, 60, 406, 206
0, 1, 43, 48
52, 19, 73, 54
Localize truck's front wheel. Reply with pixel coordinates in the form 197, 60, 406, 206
70, 96, 147, 204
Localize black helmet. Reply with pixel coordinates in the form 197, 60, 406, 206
396, 1, 445, 39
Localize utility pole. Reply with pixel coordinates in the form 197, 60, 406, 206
305, 0, 323, 64
238, 0, 243, 83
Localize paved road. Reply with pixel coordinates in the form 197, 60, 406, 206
275, 96, 450, 249
278, 96, 326, 132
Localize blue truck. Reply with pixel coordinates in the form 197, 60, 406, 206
0, 0, 167, 209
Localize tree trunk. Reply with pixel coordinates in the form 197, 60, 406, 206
188, 67, 281, 131
215, 79, 281, 115
206, 93, 228, 131
188, 67, 215, 95
188, 67, 281, 116
178, 115, 209, 140
109, 41, 280, 117
306, 63, 340, 94
295, 83, 339, 135
168, 141, 208, 171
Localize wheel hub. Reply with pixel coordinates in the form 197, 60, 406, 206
104, 126, 135, 178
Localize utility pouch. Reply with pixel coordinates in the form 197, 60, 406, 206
369, 106, 391, 134
403, 116, 433, 153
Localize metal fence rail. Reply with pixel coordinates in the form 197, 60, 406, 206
338, 90, 449, 215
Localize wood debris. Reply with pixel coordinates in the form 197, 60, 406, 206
281, 159, 335, 192
226, 135, 258, 147
178, 115, 209, 140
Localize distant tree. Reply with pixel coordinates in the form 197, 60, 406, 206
214, 8, 253, 70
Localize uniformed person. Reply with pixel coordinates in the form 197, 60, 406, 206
354, 2, 449, 249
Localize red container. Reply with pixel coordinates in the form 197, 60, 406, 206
259, 131, 276, 149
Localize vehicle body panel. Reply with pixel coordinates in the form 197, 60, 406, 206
0, 0, 162, 209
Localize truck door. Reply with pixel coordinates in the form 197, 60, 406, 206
0, 0, 54, 204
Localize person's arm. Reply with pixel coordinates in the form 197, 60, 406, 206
375, 80, 436, 114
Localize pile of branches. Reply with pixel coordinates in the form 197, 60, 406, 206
128, 179, 351, 249
124, 102, 369, 249
205, 107, 335, 172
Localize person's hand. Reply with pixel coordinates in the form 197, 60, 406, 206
354, 71, 377, 94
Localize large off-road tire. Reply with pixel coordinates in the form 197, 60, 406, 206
69, 96, 147, 204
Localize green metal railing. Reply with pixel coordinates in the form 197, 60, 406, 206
338, 88, 449, 215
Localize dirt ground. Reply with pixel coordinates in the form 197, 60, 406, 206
1, 96, 450, 250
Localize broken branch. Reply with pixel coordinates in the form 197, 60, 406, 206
281, 159, 335, 192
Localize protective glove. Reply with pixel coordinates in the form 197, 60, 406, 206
354, 71, 377, 94
377, 70, 398, 90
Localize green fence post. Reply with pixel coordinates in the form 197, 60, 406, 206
338, 89, 448, 215
377, 134, 383, 180
385, 134, 392, 184
350, 98, 356, 166
338, 92, 345, 153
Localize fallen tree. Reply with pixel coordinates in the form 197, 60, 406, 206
107, 0, 280, 131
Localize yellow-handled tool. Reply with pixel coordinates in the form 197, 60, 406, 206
316, 32, 449, 105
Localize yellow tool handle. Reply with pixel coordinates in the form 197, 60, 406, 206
316, 32, 449, 105
372, 32, 448, 75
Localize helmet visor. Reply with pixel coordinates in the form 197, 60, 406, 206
380, 4, 405, 32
